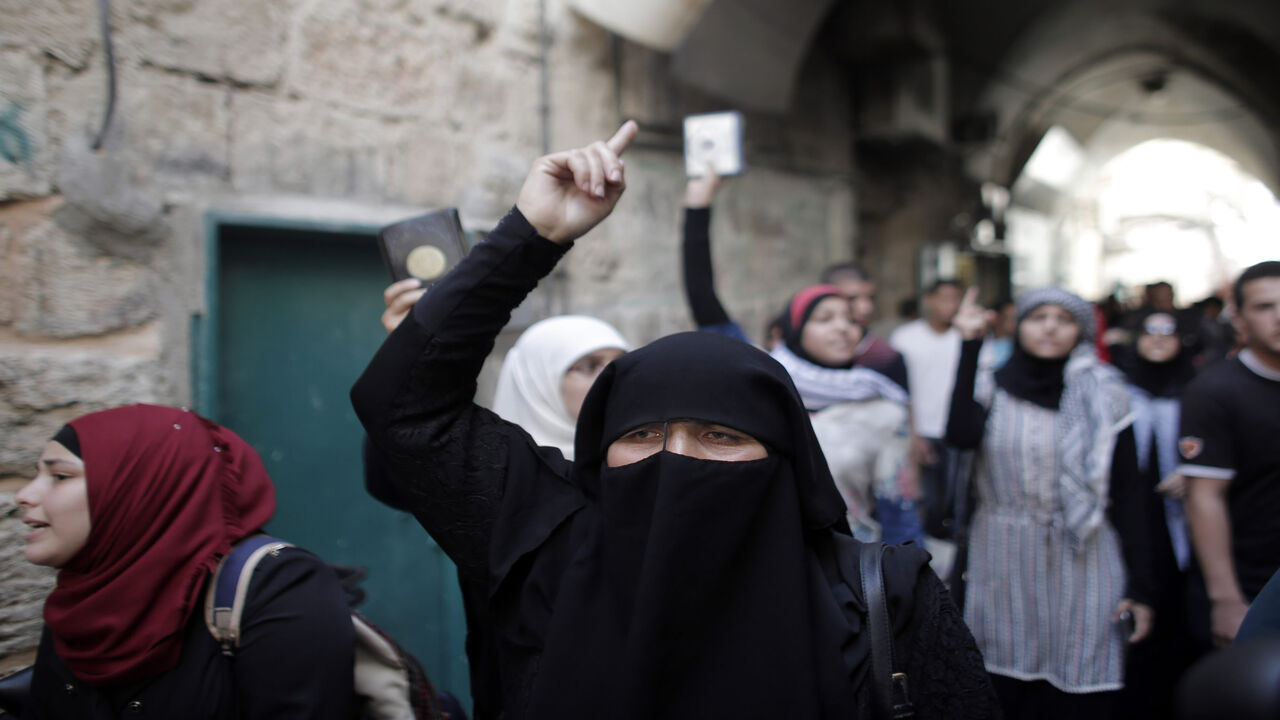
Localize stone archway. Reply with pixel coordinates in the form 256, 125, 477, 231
959, 1, 1280, 298
968, 1, 1280, 198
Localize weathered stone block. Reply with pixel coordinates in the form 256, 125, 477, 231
0, 0, 99, 70
0, 339, 165, 476
5, 210, 157, 338
115, 68, 231, 191
0, 198, 62, 327
390, 136, 530, 215
351, 0, 503, 34
0, 48, 54, 200
56, 135, 165, 237
0, 221, 14, 328
290, 2, 506, 117
229, 94, 389, 198
125, 0, 289, 87
495, 0, 543, 56
0, 498, 55, 656
45, 67, 231, 231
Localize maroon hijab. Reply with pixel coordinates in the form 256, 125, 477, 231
43, 405, 275, 685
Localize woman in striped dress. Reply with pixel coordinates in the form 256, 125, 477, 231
945, 287, 1157, 720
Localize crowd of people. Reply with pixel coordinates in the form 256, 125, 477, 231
11, 121, 1280, 719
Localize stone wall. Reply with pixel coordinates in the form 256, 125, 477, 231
0, 0, 856, 664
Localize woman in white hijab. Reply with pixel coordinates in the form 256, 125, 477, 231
491, 316, 630, 459
373, 286, 628, 508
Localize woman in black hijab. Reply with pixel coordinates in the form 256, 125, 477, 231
946, 287, 1156, 720
1114, 309, 1202, 719
352, 122, 996, 719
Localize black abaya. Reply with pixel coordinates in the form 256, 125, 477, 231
352, 207, 998, 719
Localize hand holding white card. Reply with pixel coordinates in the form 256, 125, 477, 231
684, 111, 744, 178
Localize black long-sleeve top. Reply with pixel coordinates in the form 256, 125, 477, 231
25, 548, 353, 720
681, 206, 751, 342
682, 207, 735, 328
351, 209, 999, 719
945, 338, 1156, 604
351, 210, 572, 719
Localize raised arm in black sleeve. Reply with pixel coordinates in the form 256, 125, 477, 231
1107, 425, 1157, 605
350, 207, 572, 579
681, 207, 733, 327
945, 338, 987, 450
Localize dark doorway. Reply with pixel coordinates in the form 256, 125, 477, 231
198, 217, 470, 705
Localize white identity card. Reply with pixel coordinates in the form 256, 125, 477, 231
683, 111, 744, 178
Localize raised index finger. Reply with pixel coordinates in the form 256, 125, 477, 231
961, 286, 979, 309
606, 120, 640, 156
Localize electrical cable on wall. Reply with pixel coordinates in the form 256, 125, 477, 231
92, 0, 118, 150
538, 0, 550, 156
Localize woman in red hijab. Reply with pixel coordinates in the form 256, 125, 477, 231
15, 404, 354, 719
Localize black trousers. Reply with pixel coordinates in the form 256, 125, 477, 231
989, 674, 1117, 720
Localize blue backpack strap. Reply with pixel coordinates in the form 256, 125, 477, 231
205, 538, 443, 719
204, 535, 294, 655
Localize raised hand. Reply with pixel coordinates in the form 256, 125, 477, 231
516, 121, 639, 244
684, 167, 725, 209
953, 286, 994, 341
381, 278, 426, 334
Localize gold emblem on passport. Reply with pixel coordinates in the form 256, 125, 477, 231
406, 245, 448, 280
376, 207, 469, 285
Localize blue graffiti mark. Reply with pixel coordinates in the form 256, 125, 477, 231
0, 101, 33, 166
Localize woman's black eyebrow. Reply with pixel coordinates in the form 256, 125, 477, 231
39, 457, 82, 468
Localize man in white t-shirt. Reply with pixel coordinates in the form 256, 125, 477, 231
891, 280, 964, 539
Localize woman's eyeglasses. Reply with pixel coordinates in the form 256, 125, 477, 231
1142, 317, 1178, 337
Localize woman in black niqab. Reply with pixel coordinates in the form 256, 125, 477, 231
353, 125, 997, 720
528, 332, 917, 718
1114, 309, 1203, 720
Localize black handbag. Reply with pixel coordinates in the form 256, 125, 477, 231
854, 542, 916, 720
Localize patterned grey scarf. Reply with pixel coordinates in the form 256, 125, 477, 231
769, 343, 909, 412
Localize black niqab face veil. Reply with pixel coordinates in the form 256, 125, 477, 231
528, 332, 862, 719
574, 331, 846, 529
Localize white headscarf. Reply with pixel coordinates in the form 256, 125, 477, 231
491, 315, 630, 459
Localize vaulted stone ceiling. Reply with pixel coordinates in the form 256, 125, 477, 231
601, 0, 1280, 192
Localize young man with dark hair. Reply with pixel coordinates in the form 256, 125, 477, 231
891, 280, 965, 542
1179, 260, 1280, 647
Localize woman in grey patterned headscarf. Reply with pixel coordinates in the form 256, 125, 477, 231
945, 286, 1157, 720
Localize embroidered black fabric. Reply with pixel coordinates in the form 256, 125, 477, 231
904, 572, 1001, 719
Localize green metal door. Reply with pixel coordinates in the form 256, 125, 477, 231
198, 218, 469, 707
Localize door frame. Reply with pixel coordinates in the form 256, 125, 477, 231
191, 196, 426, 417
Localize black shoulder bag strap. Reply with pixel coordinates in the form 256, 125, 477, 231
858, 541, 916, 720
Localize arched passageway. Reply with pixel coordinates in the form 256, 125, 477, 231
954, 1, 1280, 309
1008, 137, 1279, 303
